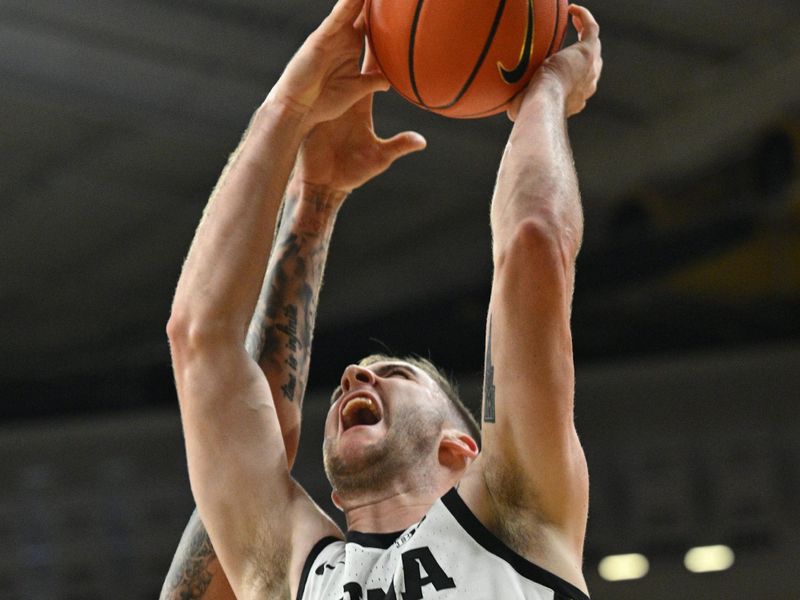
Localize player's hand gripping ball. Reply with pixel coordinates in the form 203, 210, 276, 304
365, 0, 569, 118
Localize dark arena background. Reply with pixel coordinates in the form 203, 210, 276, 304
1, 1, 799, 598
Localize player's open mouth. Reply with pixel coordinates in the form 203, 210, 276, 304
340, 395, 383, 431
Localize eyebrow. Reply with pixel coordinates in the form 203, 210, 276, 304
373, 362, 416, 377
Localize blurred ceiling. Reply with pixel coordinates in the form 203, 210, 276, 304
1, 0, 800, 409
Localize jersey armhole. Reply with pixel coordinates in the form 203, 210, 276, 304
296, 536, 342, 600
441, 489, 591, 600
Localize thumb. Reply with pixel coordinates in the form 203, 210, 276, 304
380, 131, 427, 162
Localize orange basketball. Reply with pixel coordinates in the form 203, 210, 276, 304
365, 0, 569, 118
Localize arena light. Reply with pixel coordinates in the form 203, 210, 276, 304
684, 545, 735, 573
597, 553, 649, 581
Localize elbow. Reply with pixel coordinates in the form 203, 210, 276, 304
496, 217, 578, 276
166, 306, 236, 355
166, 300, 199, 347
166, 311, 191, 351
166, 313, 197, 365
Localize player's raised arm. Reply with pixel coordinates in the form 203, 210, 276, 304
165, 1, 426, 597
463, 1, 602, 580
165, 0, 392, 597
159, 192, 317, 600
161, 56, 425, 600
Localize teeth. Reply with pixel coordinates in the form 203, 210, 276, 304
341, 396, 381, 429
342, 396, 377, 418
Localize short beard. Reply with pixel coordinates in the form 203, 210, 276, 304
324, 405, 444, 500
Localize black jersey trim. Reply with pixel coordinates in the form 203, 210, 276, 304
440, 489, 591, 600
345, 529, 405, 549
296, 536, 342, 600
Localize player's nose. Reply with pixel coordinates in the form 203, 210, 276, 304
340, 364, 377, 392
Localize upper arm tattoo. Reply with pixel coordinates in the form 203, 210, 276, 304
483, 316, 496, 423
161, 519, 216, 600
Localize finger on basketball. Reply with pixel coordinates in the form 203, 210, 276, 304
328, 0, 365, 28
569, 5, 599, 42
354, 3, 367, 32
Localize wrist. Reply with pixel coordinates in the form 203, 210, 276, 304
509, 76, 567, 142
519, 72, 567, 115
285, 180, 346, 234
255, 95, 313, 136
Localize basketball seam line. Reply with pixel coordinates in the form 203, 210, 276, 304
408, 0, 427, 106
543, 0, 564, 58
409, 0, 508, 111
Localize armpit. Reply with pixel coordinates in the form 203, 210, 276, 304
481, 461, 549, 556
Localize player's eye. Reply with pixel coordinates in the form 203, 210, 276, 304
385, 367, 410, 379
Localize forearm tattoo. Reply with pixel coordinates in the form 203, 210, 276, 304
245, 190, 336, 406
164, 193, 336, 599
161, 518, 215, 600
483, 316, 496, 423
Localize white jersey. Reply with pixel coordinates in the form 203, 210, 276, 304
297, 488, 589, 600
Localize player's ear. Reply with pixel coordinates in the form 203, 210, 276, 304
331, 490, 344, 511
438, 429, 479, 472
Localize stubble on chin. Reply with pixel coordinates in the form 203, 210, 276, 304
323, 436, 396, 497
324, 427, 441, 501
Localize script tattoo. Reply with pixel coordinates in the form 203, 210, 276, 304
165, 193, 338, 598
246, 192, 335, 406
162, 519, 215, 600
483, 317, 496, 423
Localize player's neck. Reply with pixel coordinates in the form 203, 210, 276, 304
343, 484, 446, 534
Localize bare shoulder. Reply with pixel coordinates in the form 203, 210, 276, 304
287, 482, 344, 599
456, 460, 588, 595
228, 479, 344, 600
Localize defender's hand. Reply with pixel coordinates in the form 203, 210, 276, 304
508, 4, 602, 120
293, 48, 427, 195
267, 0, 389, 129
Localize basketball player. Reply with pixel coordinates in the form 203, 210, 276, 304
164, 0, 602, 598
